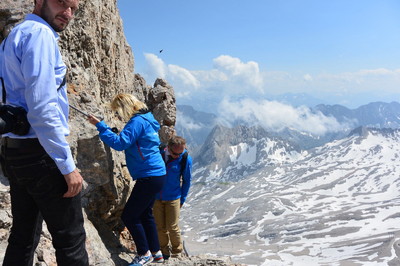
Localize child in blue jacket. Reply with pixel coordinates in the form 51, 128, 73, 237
153, 136, 192, 259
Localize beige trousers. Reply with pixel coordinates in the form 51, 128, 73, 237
153, 199, 183, 256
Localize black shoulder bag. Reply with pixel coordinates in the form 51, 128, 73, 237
0, 38, 30, 135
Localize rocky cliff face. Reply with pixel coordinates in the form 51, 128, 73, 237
0, 1, 191, 265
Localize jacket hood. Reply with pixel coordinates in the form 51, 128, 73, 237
136, 112, 160, 132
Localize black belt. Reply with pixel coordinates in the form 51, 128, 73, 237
0, 137, 42, 150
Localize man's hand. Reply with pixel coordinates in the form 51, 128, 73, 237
63, 169, 83, 198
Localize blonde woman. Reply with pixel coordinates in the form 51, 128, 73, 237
88, 93, 166, 265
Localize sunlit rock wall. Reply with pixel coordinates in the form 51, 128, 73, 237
0, 0, 177, 264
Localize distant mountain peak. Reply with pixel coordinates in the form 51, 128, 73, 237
348, 126, 400, 138
348, 126, 370, 137
194, 124, 302, 182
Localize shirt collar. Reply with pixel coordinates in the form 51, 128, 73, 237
25, 14, 60, 40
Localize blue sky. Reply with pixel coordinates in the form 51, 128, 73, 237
117, 0, 400, 115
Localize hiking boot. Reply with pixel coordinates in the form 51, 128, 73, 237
128, 254, 153, 266
171, 253, 182, 258
152, 251, 164, 263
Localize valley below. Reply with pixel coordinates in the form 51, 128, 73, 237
180, 128, 400, 265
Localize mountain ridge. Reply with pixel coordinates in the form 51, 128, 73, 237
182, 127, 400, 265
194, 124, 302, 182
177, 101, 400, 152
314, 101, 400, 128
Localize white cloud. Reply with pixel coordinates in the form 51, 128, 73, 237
218, 98, 350, 135
142, 54, 265, 96
212, 55, 264, 91
357, 68, 397, 76
317, 68, 400, 90
141, 53, 400, 109
143, 53, 200, 96
303, 74, 313, 81
192, 69, 228, 83
143, 53, 166, 79
168, 64, 201, 89
176, 111, 202, 131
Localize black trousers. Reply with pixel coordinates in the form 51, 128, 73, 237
121, 175, 165, 255
0, 138, 88, 266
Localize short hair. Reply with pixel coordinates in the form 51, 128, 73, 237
168, 135, 186, 148
110, 93, 147, 121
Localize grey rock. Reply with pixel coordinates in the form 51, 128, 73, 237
0, 1, 186, 265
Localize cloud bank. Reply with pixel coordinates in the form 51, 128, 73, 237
217, 98, 350, 135
176, 110, 202, 131
141, 54, 400, 107
140, 53, 398, 134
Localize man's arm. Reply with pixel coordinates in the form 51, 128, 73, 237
20, 26, 82, 198
22, 27, 77, 175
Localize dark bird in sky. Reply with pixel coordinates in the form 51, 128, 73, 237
159, 49, 163, 53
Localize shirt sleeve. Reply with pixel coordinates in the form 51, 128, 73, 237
21, 27, 75, 175
180, 155, 192, 205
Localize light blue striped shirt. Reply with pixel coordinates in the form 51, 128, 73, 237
0, 14, 75, 175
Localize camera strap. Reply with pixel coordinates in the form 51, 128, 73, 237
1, 37, 6, 52
1, 37, 7, 104
0, 77, 5, 104
0, 73, 66, 105
0, 71, 66, 103
58, 70, 67, 91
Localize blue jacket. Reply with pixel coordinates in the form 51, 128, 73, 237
96, 112, 166, 180
156, 148, 192, 205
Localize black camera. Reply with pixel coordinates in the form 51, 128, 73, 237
0, 104, 30, 135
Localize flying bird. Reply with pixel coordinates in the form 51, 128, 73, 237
159, 49, 163, 53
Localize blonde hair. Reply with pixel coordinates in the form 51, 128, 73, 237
110, 93, 148, 121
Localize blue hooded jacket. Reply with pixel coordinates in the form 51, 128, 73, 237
96, 112, 166, 180
156, 148, 192, 205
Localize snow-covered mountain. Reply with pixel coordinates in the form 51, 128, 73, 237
176, 101, 400, 152
181, 127, 400, 266
194, 124, 303, 182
